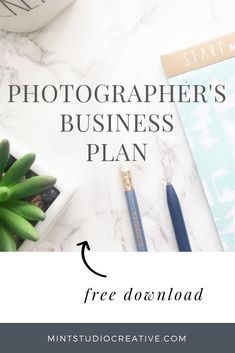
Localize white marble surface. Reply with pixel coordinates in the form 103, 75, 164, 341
1, 0, 234, 251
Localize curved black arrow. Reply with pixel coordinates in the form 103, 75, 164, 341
77, 241, 107, 278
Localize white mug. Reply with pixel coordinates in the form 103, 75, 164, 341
0, 0, 76, 32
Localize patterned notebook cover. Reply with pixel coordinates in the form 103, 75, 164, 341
162, 33, 235, 251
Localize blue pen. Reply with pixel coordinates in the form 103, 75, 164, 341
122, 169, 148, 251
166, 182, 191, 252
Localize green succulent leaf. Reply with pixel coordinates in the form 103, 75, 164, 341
8, 176, 57, 200
0, 139, 10, 176
0, 153, 36, 187
0, 224, 16, 251
0, 207, 39, 241
3, 200, 46, 221
0, 187, 10, 202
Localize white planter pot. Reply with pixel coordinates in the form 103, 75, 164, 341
0, 0, 76, 33
1, 138, 76, 251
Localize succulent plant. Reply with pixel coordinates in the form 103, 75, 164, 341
0, 139, 57, 251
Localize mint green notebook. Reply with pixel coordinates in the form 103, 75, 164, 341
162, 33, 235, 251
